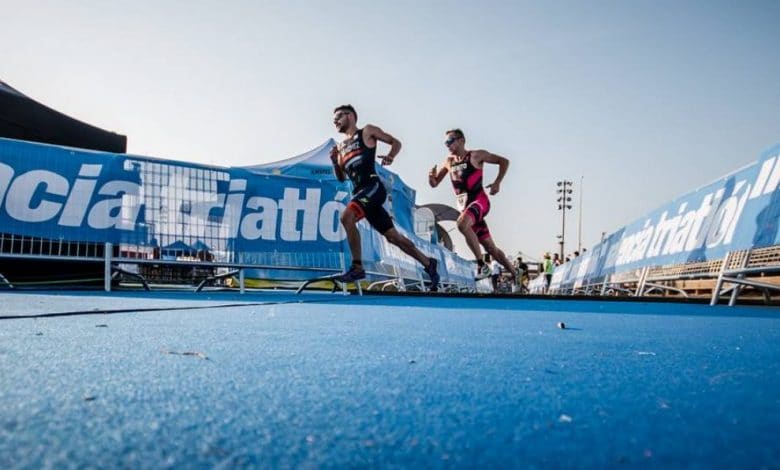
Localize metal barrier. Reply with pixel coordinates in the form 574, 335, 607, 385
600, 269, 643, 296
0, 233, 349, 293
0, 232, 474, 295
538, 244, 780, 306
634, 259, 724, 298
0, 137, 482, 295
710, 246, 780, 306
0, 233, 108, 287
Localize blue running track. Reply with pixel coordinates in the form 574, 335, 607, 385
1, 290, 778, 468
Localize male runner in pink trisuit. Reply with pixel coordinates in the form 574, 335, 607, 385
429, 128, 516, 280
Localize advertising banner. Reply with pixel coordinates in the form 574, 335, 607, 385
553, 143, 780, 287
0, 137, 475, 286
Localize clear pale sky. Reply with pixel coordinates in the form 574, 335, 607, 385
3, 0, 779, 262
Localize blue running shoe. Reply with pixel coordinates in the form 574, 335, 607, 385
425, 257, 440, 292
334, 265, 366, 282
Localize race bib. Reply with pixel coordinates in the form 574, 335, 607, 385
456, 193, 468, 211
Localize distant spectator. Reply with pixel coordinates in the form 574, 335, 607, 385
514, 256, 529, 293
553, 253, 562, 266
543, 252, 554, 292
490, 255, 501, 292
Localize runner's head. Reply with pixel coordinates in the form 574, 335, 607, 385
333, 105, 357, 132
444, 128, 465, 152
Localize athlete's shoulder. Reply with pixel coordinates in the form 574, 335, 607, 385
356, 124, 377, 142
362, 123, 380, 135
470, 149, 494, 165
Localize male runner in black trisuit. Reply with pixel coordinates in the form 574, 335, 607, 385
330, 104, 439, 291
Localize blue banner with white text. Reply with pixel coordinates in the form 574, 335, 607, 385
552, 142, 780, 287
0, 137, 475, 286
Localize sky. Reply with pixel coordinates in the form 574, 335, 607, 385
2, 0, 779, 262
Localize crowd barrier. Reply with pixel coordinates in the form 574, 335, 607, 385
538, 142, 780, 305
0, 137, 478, 293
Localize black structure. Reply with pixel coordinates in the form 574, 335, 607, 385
0, 80, 126, 153
0, 80, 127, 286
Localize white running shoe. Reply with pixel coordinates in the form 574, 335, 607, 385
475, 264, 491, 280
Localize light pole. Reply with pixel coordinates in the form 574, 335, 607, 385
556, 180, 573, 260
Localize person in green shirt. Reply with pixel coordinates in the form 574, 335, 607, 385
542, 252, 554, 293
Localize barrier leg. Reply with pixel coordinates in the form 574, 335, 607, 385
0, 273, 13, 289
104, 242, 112, 292
710, 252, 732, 306
728, 274, 745, 306
710, 274, 724, 306
635, 267, 649, 297
600, 278, 609, 296
393, 263, 405, 292
339, 252, 348, 296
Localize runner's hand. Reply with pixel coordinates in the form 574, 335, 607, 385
329, 146, 339, 164
486, 181, 501, 195
380, 155, 394, 166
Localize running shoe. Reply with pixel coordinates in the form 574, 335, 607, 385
475, 263, 491, 280
334, 265, 366, 282
425, 257, 440, 292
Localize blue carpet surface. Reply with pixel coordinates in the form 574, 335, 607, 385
0, 291, 778, 467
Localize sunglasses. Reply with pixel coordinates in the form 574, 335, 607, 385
334, 112, 349, 120
444, 137, 459, 146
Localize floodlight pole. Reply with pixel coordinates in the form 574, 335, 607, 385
556, 180, 574, 260
561, 204, 566, 260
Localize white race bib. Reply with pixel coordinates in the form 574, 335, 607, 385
456, 193, 468, 211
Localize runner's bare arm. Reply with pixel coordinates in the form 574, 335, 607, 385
330, 145, 346, 182
475, 150, 509, 195
364, 124, 402, 165
428, 159, 450, 188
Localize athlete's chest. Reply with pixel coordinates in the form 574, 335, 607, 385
450, 156, 476, 180
338, 134, 368, 166
450, 161, 469, 175
338, 135, 362, 154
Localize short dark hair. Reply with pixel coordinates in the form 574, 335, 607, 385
445, 128, 465, 139
334, 104, 357, 121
